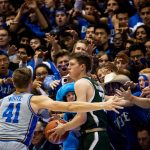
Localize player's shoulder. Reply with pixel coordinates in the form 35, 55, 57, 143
75, 78, 92, 87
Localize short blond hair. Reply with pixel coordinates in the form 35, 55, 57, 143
140, 68, 150, 74
13, 68, 32, 88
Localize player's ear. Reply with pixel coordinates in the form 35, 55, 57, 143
12, 78, 16, 88
80, 64, 86, 71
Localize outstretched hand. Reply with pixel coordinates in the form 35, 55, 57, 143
104, 96, 124, 114
116, 87, 133, 101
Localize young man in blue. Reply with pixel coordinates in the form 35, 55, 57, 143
0, 67, 122, 150
0, 51, 14, 98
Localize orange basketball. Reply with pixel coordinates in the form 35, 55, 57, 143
45, 119, 69, 144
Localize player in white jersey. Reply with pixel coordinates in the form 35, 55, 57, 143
0, 68, 122, 150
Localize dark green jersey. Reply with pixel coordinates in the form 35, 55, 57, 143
80, 77, 108, 131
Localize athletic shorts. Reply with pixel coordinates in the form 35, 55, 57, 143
78, 131, 110, 150
0, 141, 28, 150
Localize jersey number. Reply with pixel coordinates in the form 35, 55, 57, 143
3, 103, 21, 123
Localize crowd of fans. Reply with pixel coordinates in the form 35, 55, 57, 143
0, 0, 150, 149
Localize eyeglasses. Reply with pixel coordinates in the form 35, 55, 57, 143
36, 72, 48, 78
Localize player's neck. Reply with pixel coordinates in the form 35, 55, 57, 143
15, 88, 28, 94
75, 73, 88, 81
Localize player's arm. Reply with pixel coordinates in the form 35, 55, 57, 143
31, 79, 123, 113
131, 96, 150, 108
47, 80, 88, 138
61, 79, 89, 131
116, 88, 150, 108
30, 95, 104, 113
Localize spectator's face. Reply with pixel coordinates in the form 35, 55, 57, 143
125, 42, 132, 51
97, 68, 111, 83
140, 7, 150, 25
66, 91, 75, 102
0, 0, 9, 14
74, 42, 87, 53
30, 38, 41, 51
55, 12, 67, 27
56, 55, 69, 76
62, 36, 74, 51
85, 27, 95, 41
17, 48, 28, 62
107, 0, 119, 13
20, 37, 30, 45
0, 55, 9, 75
135, 27, 147, 43
98, 54, 109, 67
29, 12, 37, 23
35, 67, 48, 82
95, 28, 109, 46
138, 130, 150, 150
32, 124, 44, 146
117, 13, 128, 28
0, 29, 10, 47
138, 76, 148, 89
85, 5, 95, 15
113, 33, 123, 48
115, 58, 128, 70
6, 15, 15, 25
145, 41, 150, 52
130, 49, 144, 65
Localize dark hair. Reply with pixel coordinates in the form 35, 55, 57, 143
139, 2, 150, 12
69, 52, 92, 72
114, 8, 129, 17
84, 1, 97, 8
53, 49, 69, 64
33, 63, 53, 79
17, 44, 35, 57
137, 125, 150, 135
95, 24, 110, 35
0, 50, 9, 58
13, 68, 32, 89
134, 25, 150, 39
35, 45, 47, 52
87, 24, 95, 29
129, 43, 146, 56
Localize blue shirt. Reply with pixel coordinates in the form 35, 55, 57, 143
107, 106, 150, 150
0, 70, 14, 98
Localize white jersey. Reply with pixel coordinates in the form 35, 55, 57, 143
0, 92, 39, 147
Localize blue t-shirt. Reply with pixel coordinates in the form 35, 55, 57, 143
0, 70, 14, 98
107, 106, 150, 150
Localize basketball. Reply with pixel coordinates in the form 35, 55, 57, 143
45, 119, 69, 144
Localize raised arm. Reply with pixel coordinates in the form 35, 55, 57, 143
116, 88, 150, 108
26, 0, 48, 29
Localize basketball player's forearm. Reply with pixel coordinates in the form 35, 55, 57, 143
63, 114, 86, 131
50, 101, 104, 112
132, 96, 150, 108
65, 101, 106, 112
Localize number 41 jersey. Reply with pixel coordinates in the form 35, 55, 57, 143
0, 92, 39, 146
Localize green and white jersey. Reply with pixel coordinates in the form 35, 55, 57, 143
80, 77, 108, 131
